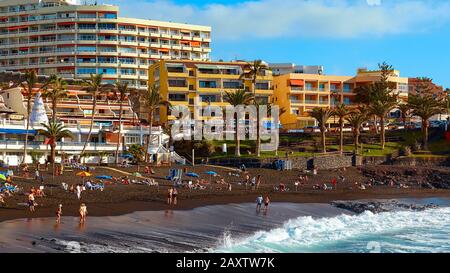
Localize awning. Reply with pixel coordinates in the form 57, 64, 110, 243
0, 128, 37, 135
289, 79, 304, 86
330, 81, 342, 85
57, 22, 75, 26
190, 41, 201, 47
159, 48, 169, 53
196, 64, 241, 70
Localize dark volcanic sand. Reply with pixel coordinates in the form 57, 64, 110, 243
1, 164, 450, 222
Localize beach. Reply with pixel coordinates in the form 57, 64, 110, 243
1, 164, 450, 223
1, 199, 450, 253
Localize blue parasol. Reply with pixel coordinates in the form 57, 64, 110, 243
186, 172, 199, 178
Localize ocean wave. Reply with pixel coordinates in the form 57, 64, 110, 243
213, 207, 450, 253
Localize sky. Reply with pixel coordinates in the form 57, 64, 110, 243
93, 0, 450, 87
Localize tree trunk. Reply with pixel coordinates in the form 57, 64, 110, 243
321, 128, 326, 153
253, 81, 261, 157
146, 110, 154, 163
235, 127, 241, 157
423, 119, 429, 150
115, 101, 123, 165
339, 118, 344, 154
354, 130, 360, 153
380, 116, 385, 150
373, 115, 379, 134
50, 142, 56, 163
22, 99, 32, 164
81, 96, 97, 155
52, 99, 57, 122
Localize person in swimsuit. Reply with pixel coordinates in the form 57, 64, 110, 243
264, 196, 270, 212
56, 204, 62, 224
172, 188, 178, 206
167, 188, 173, 205
28, 193, 35, 212
79, 203, 88, 224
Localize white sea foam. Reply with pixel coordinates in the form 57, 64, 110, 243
213, 207, 450, 253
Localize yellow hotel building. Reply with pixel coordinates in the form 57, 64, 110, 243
273, 68, 409, 129
148, 60, 273, 125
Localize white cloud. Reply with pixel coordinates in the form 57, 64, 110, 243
102, 0, 450, 40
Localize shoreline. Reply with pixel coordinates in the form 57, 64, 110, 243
2, 189, 450, 223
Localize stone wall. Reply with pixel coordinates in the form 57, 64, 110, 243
391, 157, 450, 167
312, 154, 354, 170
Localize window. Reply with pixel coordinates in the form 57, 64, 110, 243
168, 94, 186, 101
78, 34, 96, 41
99, 68, 116, 74
77, 46, 96, 52
78, 23, 96, 29
343, 84, 352, 92
98, 57, 116, 63
255, 82, 270, 90
101, 13, 117, 19
168, 79, 187, 87
98, 23, 116, 30
77, 57, 96, 63
200, 95, 217, 102
77, 68, 96, 74
199, 81, 217, 88
78, 13, 97, 19
223, 81, 243, 89
118, 57, 135, 64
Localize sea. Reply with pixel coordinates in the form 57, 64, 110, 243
0, 198, 449, 253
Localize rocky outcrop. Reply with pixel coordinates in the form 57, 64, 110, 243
332, 200, 438, 214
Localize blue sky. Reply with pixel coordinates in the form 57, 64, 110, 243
98, 0, 450, 88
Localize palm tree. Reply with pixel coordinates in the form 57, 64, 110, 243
224, 89, 254, 157
113, 81, 130, 165
240, 60, 269, 157
19, 70, 51, 164
333, 103, 350, 154
398, 103, 410, 128
38, 121, 73, 173
80, 74, 109, 155
309, 107, 334, 153
408, 93, 446, 150
42, 75, 68, 122
142, 84, 170, 162
346, 108, 368, 153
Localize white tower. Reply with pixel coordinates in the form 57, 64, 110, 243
30, 92, 49, 127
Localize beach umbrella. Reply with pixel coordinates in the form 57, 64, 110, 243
133, 172, 142, 177
76, 171, 91, 185
0, 174, 7, 181
186, 172, 199, 178
76, 171, 91, 177
95, 175, 112, 180
205, 171, 218, 183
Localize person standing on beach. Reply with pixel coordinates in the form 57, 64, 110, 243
256, 195, 263, 212
56, 204, 62, 224
76, 184, 82, 200
172, 188, 178, 206
34, 169, 40, 181
264, 196, 270, 212
28, 192, 35, 212
79, 203, 88, 224
167, 187, 173, 205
